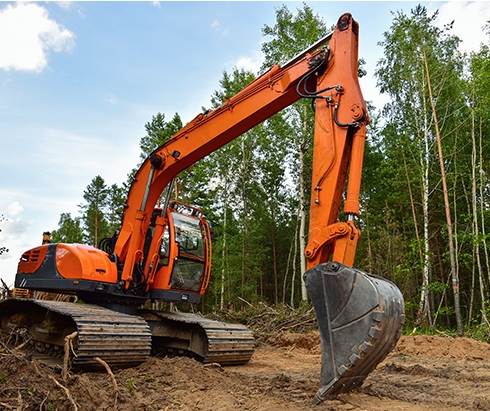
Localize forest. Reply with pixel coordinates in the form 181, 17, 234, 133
47, 4, 490, 336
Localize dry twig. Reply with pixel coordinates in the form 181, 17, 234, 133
279, 317, 316, 332
16, 391, 22, 411
94, 357, 118, 393
12, 339, 30, 352
63, 331, 78, 381
39, 391, 50, 410
49, 376, 78, 411
31, 360, 41, 377
237, 296, 253, 307
95, 356, 119, 409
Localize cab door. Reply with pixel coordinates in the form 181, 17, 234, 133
148, 201, 211, 303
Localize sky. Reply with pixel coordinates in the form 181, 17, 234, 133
1, 1, 489, 287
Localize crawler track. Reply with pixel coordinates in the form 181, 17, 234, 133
0, 298, 254, 369
0, 298, 152, 369
141, 311, 255, 365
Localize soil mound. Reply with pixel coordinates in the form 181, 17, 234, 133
1, 334, 490, 410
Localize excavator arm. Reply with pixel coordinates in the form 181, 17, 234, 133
115, 13, 367, 290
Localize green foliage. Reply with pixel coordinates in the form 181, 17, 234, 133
52, 176, 125, 247
371, 4, 474, 330
206, 301, 318, 339
125, 378, 136, 395
78, 175, 110, 246
261, 3, 327, 69
427, 281, 449, 294
139, 112, 183, 162
436, 305, 455, 317
51, 213, 83, 244
106, 183, 126, 235
466, 322, 490, 344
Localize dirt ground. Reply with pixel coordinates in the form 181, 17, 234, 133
1, 332, 490, 411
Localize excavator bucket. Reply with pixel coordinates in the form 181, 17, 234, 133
304, 262, 404, 404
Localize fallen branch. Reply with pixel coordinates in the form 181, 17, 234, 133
433, 329, 453, 338
237, 296, 253, 307
250, 311, 279, 320
12, 339, 30, 352
278, 317, 316, 332
31, 360, 41, 377
16, 391, 23, 411
0, 279, 12, 298
49, 376, 78, 411
95, 356, 119, 409
94, 357, 118, 393
39, 391, 50, 410
1, 340, 26, 362
482, 309, 490, 329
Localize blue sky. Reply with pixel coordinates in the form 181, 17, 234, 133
1, 1, 489, 286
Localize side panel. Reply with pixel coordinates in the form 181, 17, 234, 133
15, 244, 122, 298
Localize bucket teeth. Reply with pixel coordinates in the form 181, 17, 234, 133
304, 262, 405, 403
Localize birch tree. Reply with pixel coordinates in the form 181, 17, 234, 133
468, 33, 490, 326
375, 5, 465, 331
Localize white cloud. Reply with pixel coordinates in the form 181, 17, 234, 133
0, 215, 32, 287
152, 1, 161, 9
0, 200, 31, 287
435, 1, 490, 53
6, 202, 23, 217
0, 2, 75, 72
2, 216, 30, 237
107, 93, 118, 104
235, 52, 264, 74
211, 20, 229, 36
54, 1, 73, 10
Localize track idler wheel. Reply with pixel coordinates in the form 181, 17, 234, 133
304, 262, 404, 404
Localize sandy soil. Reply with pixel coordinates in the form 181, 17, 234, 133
1, 333, 490, 411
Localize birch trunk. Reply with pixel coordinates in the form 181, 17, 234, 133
220, 203, 227, 309
240, 136, 250, 301
422, 45, 463, 334
471, 108, 488, 324
299, 106, 308, 301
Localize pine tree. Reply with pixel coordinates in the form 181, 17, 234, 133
79, 176, 110, 247
51, 213, 84, 244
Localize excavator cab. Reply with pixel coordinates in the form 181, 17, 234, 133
146, 201, 212, 303
168, 211, 207, 292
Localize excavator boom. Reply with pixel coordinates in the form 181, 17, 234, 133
2, 13, 404, 404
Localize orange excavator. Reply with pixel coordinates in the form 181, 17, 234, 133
0, 13, 404, 403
